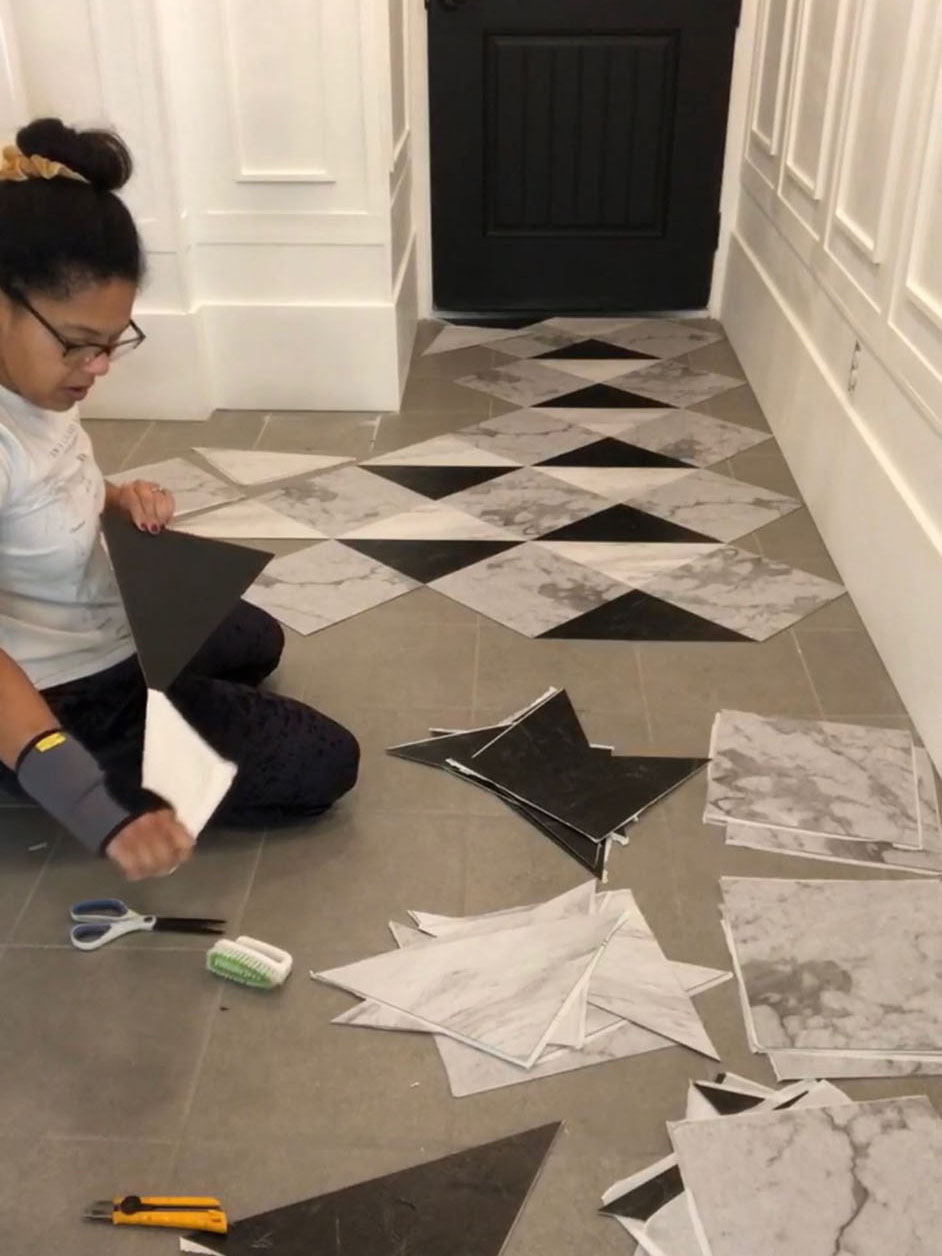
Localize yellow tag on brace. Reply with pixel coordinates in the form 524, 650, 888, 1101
35, 732, 66, 753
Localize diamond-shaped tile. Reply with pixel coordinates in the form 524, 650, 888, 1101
342, 501, 520, 541
541, 316, 647, 337
535, 383, 672, 409
110, 457, 241, 518
535, 358, 657, 384
607, 409, 772, 467
539, 590, 751, 641
537, 338, 658, 361
244, 541, 418, 635
614, 360, 742, 407
422, 324, 521, 355
491, 328, 582, 358
536, 503, 715, 543
364, 435, 520, 467
541, 407, 676, 436
345, 538, 518, 584
259, 465, 429, 537
442, 467, 611, 540
456, 410, 599, 464
619, 468, 800, 542
536, 437, 689, 469
640, 545, 846, 640
536, 465, 694, 501
601, 320, 725, 359
362, 464, 513, 499
457, 361, 581, 406
537, 541, 722, 585
430, 542, 625, 636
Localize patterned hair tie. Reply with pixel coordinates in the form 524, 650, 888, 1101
0, 144, 88, 184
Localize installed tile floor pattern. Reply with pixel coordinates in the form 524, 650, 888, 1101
0, 318, 937, 1253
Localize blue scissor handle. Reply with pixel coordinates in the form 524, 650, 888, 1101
70, 898, 135, 923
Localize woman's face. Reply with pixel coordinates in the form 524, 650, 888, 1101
0, 278, 137, 411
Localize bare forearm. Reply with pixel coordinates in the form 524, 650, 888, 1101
0, 648, 60, 768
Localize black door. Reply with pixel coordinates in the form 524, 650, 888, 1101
428, 0, 740, 314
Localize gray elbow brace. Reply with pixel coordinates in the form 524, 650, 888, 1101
16, 730, 137, 856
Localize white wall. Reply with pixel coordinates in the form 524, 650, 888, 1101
721, 0, 942, 767
0, 0, 416, 418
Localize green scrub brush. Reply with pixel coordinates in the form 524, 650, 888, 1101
206, 936, 293, 989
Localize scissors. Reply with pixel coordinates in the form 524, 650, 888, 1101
69, 898, 226, 951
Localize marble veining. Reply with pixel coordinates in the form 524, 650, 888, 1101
441, 468, 611, 538
456, 410, 600, 464
315, 911, 621, 1067
543, 358, 655, 384
536, 541, 722, 587
364, 434, 520, 467
111, 457, 242, 517
411, 881, 598, 940
535, 465, 695, 501
620, 467, 800, 541
342, 501, 520, 541
260, 465, 428, 536
175, 498, 325, 540
602, 320, 725, 359
671, 1096, 942, 1256
770, 1049, 942, 1080
542, 316, 646, 337
614, 409, 771, 466
641, 546, 846, 640
705, 711, 922, 845
616, 359, 742, 407
722, 876, 942, 1051
243, 540, 417, 635
457, 360, 582, 406
540, 406, 675, 436
430, 542, 624, 635
193, 447, 351, 485
490, 328, 581, 358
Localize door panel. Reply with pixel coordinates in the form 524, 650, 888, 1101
429, 0, 741, 313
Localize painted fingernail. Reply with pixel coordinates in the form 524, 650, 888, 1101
149, 525, 159, 534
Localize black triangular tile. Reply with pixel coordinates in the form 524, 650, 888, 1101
540, 591, 750, 641
102, 512, 273, 691
183, 1124, 561, 1255
536, 384, 670, 409
537, 505, 715, 543
345, 539, 517, 583
363, 464, 512, 499
507, 798, 608, 876
387, 725, 504, 767
537, 437, 689, 469
536, 338, 657, 361
693, 1082, 767, 1116
599, 1163, 684, 1220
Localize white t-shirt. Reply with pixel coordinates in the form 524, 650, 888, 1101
0, 384, 133, 690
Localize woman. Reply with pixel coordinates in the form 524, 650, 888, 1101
0, 118, 359, 879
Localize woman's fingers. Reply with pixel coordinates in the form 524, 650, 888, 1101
127, 481, 168, 533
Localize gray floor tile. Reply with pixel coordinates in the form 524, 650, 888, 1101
371, 409, 499, 455
82, 418, 152, 474
0, 948, 218, 1137
0, 812, 59, 941
407, 344, 507, 379
0, 1137, 176, 1256
752, 509, 841, 580
119, 411, 267, 468
726, 447, 800, 495
399, 374, 495, 415
796, 629, 907, 717
11, 826, 261, 947
679, 339, 747, 378
690, 384, 770, 431
257, 411, 380, 459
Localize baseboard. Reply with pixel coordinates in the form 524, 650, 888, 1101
722, 233, 942, 769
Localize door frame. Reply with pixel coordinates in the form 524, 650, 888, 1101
408, 0, 759, 320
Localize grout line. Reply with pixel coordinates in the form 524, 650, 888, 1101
790, 629, 827, 719
6, 835, 61, 941
633, 644, 656, 743
251, 413, 272, 450
468, 612, 483, 714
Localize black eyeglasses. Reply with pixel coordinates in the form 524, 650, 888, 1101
11, 291, 146, 367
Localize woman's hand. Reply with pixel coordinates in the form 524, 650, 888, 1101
106, 808, 195, 880
111, 480, 176, 532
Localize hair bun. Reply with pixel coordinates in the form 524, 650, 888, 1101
16, 117, 132, 192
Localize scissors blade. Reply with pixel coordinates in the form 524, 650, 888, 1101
151, 918, 227, 934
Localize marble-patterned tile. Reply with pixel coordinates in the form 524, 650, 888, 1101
640, 546, 847, 641
455, 409, 598, 464
110, 457, 241, 518
614, 360, 742, 407
721, 876, 942, 1051
314, 910, 621, 1067
411, 881, 597, 939
602, 320, 725, 359
587, 891, 719, 1058
364, 434, 521, 467
422, 324, 521, 355
541, 406, 676, 436
537, 541, 722, 586
705, 711, 921, 845
343, 501, 521, 541
259, 465, 429, 537
430, 543, 624, 636
613, 409, 772, 467
441, 467, 611, 539
769, 1050, 942, 1080
456, 361, 582, 406
536, 465, 694, 501
541, 316, 647, 338
540, 588, 751, 642
536, 436, 690, 470
620, 467, 800, 541
243, 540, 417, 635
538, 359, 656, 384
490, 328, 582, 358
670, 1096, 942, 1256
538, 503, 716, 543
192, 447, 352, 485
175, 498, 325, 540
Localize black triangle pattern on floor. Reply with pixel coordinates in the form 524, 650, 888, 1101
536, 437, 689, 469
535, 383, 670, 409
535, 337, 657, 361
102, 511, 273, 691
540, 590, 750, 641
537, 504, 716, 544
363, 464, 512, 498
599, 1163, 685, 1220
692, 1081, 767, 1115
183, 1124, 561, 1255
344, 539, 518, 584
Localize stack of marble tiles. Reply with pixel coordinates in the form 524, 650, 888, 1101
312, 882, 727, 1096
601, 1072, 942, 1256
703, 709, 942, 875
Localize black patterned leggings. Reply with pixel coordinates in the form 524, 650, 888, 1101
13, 602, 359, 828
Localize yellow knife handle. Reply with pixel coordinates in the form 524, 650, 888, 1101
112, 1198, 227, 1234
